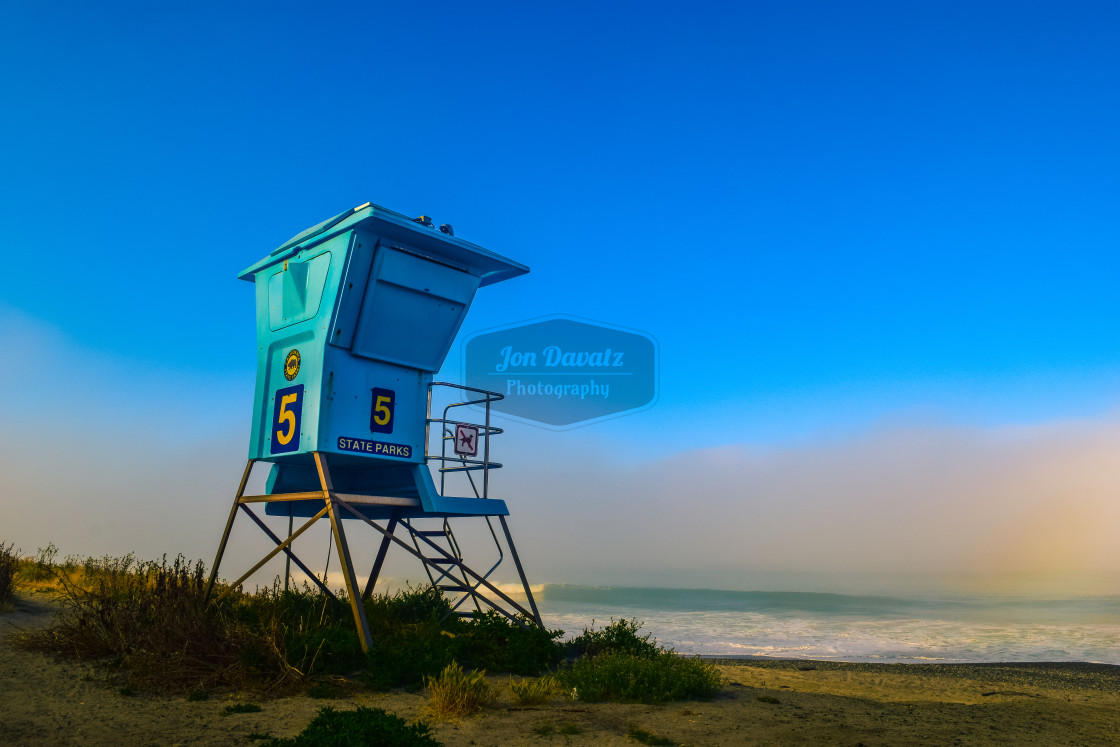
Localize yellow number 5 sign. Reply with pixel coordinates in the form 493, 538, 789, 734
271, 384, 304, 454
370, 387, 395, 434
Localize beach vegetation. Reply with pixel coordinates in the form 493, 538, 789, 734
15, 546, 721, 708
558, 651, 721, 704
20, 553, 247, 691
265, 706, 440, 746
509, 674, 560, 705
223, 702, 263, 715
558, 618, 722, 705
423, 661, 495, 719
306, 680, 342, 699
628, 726, 679, 746
359, 584, 461, 691
0, 541, 17, 609
566, 618, 660, 659
529, 720, 581, 736
361, 592, 562, 690
32, 543, 60, 579
457, 609, 563, 675
17, 548, 562, 695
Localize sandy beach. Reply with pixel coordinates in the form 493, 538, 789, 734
3, 591, 1118, 746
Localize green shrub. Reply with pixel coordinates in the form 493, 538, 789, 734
567, 618, 660, 659
0, 542, 17, 607
424, 661, 495, 718
629, 726, 679, 746
223, 702, 263, 715
361, 586, 463, 690
307, 681, 341, 699
558, 651, 721, 704
454, 610, 563, 675
268, 706, 440, 746
361, 620, 456, 691
534, 720, 581, 735
365, 584, 450, 624
361, 594, 562, 690
559, 618, 721, 704
277, 601, 363, 675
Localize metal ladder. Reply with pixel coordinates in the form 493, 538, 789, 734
413, 382, 542, 627
408, 417, 508, 619
404, 514, 501, 619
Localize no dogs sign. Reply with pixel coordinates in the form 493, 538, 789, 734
454, 423, 479, 457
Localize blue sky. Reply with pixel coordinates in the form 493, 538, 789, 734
2, 1, 1118, 590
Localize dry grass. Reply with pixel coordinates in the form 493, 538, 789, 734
509, 674, 560, 705
12, 549, 360, 693
424, 661, 495, 719
17, 552, 253, 691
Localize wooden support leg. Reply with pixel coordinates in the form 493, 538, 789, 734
315, 452, 373, 654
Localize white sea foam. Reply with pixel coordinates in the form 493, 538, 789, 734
540, 586, 1120, 664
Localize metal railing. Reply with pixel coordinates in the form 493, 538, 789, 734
421, 382, 510, 619
425, 382, 504, 500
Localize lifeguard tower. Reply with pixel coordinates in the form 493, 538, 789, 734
205, 202, 541, 650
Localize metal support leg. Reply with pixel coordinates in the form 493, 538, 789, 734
239, 503, 338, 601
363, 511, 399, 599
214, 505, 329, 603
315, 452, 373, 654
205, 459, 255, 602
284, 511, 293, 592
498, 515, 543, 627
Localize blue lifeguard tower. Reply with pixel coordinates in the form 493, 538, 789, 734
205, 202, 541, 650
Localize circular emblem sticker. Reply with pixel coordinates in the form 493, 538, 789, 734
284, 349, 301, 381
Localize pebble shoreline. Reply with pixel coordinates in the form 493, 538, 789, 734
708, 656, 1120, 693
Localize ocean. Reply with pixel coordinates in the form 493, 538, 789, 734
535, 585, 1120, 665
